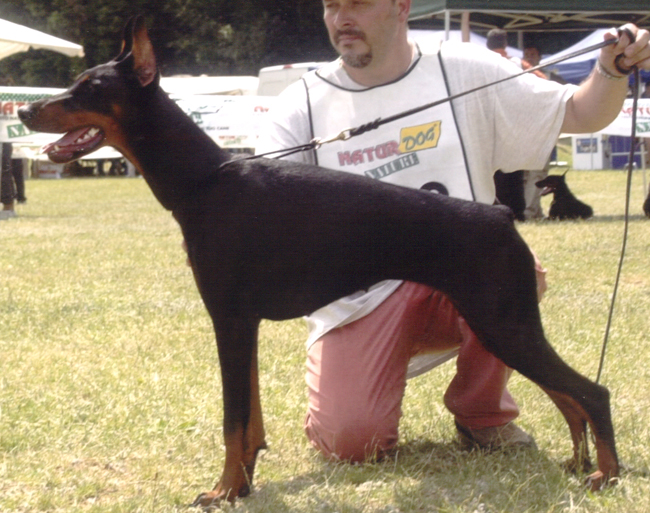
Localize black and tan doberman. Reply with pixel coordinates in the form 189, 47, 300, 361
18, 16, 618, 508
536, 172, 594, 220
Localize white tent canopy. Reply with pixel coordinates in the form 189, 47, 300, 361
540, 29, 650, 84
409, 29, 522, 57
539, 29, 607, 84
0, 18, 84, 60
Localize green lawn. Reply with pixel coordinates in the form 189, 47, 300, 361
1, 171, 650, 512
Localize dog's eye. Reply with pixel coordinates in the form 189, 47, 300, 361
83, 79, 102, 93
63, 76, 105, 111
73, 76, 96, 93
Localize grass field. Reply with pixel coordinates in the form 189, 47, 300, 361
2, 170, 650, 512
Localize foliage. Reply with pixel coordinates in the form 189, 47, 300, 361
0, 0, 333, 87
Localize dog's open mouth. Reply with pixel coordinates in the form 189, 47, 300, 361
536, 182, 555, 196
41, 126, 105, 163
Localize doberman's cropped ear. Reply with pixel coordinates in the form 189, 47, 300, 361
116, 15, 158, 88
115, 16, 138, 62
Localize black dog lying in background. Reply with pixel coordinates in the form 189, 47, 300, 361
536, 173, 593, 220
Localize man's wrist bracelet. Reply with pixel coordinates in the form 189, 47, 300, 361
596, 59, 626, 81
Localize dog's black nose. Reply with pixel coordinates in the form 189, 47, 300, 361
17, 105, 33, 122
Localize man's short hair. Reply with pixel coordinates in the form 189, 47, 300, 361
486, 29, 508, 51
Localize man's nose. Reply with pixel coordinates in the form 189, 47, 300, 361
332, 4, 354, 28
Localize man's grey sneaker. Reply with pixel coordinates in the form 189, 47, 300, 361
456, 421, 537, 451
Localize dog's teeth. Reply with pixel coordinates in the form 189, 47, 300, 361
54, 145, 60, 151
77, 128, 99, 143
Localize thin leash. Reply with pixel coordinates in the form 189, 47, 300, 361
596, 67, 640, 384
251, 35, 624, 161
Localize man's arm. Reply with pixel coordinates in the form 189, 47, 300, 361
562, 24, 650, 134
255, 80, 315, 165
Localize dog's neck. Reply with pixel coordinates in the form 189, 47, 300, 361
553, 182, 572, 198
121, 87, 232, 211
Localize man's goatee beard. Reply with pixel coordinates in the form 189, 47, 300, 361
342, 52, 373, 69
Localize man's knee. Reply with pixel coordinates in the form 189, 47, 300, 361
304, 411, 398, 462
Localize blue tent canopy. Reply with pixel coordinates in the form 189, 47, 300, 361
541, 28, 650, 85
408, 2, 650, 84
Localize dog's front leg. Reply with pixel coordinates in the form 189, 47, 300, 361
192, 316, 266, 507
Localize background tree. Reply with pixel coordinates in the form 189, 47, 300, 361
0, 0, 333, 87
0, 1, 600, 89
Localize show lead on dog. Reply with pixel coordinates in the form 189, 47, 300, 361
257, 0, 650, 462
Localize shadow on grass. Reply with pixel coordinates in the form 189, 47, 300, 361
246, 440, 605, 512
525, 214, 648, 223
578, 214, 647, 223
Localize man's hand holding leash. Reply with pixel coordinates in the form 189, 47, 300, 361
562, 25, 650, 135
602, 24, 650, 76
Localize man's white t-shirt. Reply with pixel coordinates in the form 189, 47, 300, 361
256, 40, 577, 376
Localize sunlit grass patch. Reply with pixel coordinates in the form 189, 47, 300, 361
1, 172, 650, 512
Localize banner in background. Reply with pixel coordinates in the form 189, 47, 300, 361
0, 86, 276, 150
0, 87, 64, 145
598, 98, 650, 137
4, 85, 645, 159
172, 94, 275, 150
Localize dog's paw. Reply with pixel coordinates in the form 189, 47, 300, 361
562, 456, 593, 474
191, 491, 232, 511
190, 479, 251, 510
585, 470, 618, 491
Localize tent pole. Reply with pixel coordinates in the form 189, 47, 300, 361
445, 10, 451, 40
642, 141, 647, 195
461, 11, 470, 42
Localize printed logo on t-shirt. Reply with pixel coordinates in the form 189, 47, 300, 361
364, 153, 419, 180
337, 140, 400, 166
335, 119, 442, 175
399, 121, 442, 153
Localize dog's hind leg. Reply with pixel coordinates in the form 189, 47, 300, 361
486, 328, 618, 490
192, 315, 267, 507
541, 388, 591, 473
451, 231, 618, 489
540, 381, 617, 490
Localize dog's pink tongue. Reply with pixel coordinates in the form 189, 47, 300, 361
40, 127, 90, 156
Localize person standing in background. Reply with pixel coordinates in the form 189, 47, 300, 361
487, 29, 550, 220
1, 143, 17, 219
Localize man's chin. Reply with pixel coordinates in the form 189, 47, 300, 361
341, 52, 373, 69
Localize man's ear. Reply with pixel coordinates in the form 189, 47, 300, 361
397, 0, 411, 22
